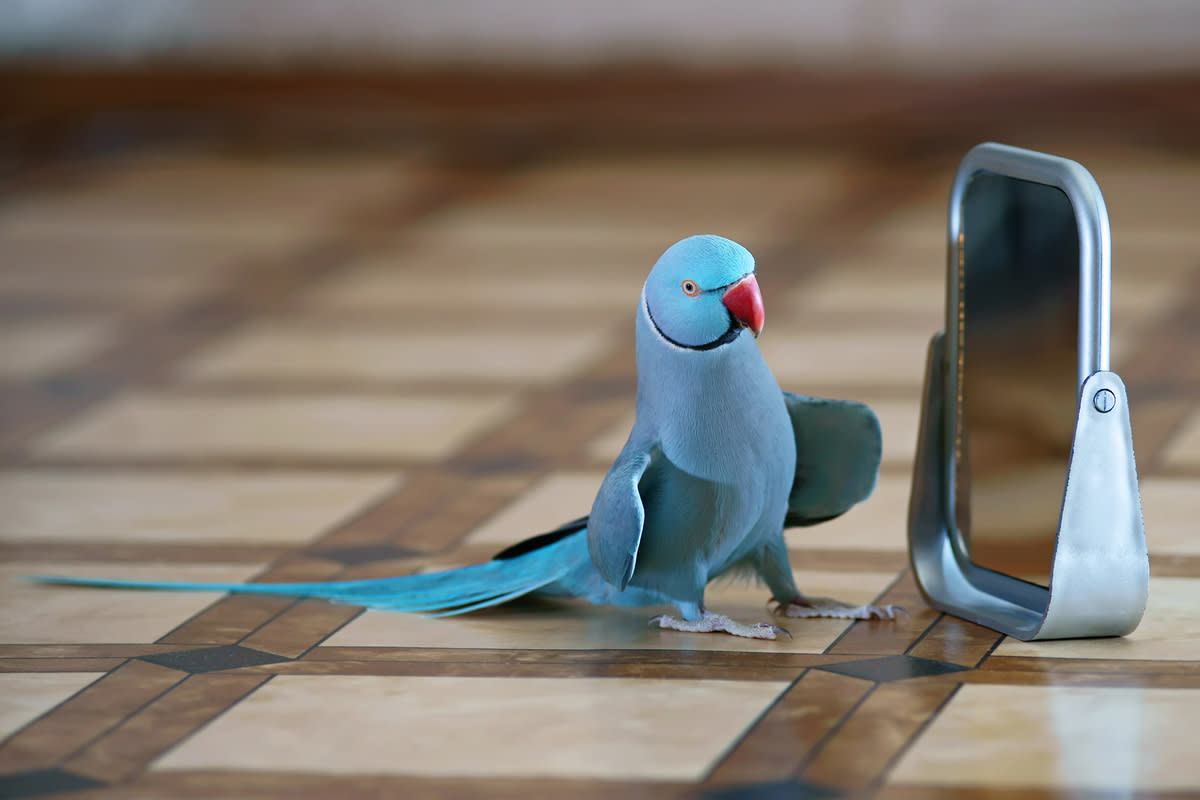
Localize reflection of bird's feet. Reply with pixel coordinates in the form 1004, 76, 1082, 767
650, 611, 791, 640
773, 595, 903, 621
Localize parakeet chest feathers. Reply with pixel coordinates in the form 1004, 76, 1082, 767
635, 302, 796, 488
620, 300, 798, 591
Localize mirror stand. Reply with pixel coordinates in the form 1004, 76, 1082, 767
908, 332, 1149, 640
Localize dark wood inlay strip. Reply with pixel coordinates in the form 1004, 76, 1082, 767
0, 659, 123, 673
801, 680, 959, 792
102, 770, 689, 800
64, 673, 271, 783
308, 645, 864, 670
239, 601, 364, 661
0, 645, 217, 660
0, 660, 183, 772
907, 615, 1003, 668
706, 669, 872, 786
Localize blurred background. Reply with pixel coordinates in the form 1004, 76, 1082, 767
6, 0, 1200, 73
3, 0, 1200, 163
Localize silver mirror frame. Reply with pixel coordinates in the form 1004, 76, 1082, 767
908, 142, 1148, 640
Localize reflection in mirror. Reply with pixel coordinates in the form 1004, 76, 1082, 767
954, 173, 1080, 586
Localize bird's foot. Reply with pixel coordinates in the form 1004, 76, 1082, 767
773, 595, 903, 621
650, 611, 791, 640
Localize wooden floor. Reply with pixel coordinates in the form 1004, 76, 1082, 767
1, 73, 1199, 799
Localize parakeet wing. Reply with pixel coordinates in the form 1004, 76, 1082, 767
586, 441, 657, 590
783, 392, 882, 526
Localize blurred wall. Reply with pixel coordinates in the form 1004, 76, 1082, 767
3, 0, 1199, 76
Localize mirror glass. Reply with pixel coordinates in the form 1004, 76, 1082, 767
953, 172, 1080, 586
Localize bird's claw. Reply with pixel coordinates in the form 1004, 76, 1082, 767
774, 596, 905, 621
858, 604, 904, 620
756, 622, 792, 639
650, 612, 790, 640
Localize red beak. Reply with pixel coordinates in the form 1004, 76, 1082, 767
722, 274, 764, 337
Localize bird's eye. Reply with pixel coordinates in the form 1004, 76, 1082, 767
681, 280, 700, 296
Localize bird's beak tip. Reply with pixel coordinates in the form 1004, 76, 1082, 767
722, 274, 765, 337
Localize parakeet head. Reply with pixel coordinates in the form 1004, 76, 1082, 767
642, 235, 764, 350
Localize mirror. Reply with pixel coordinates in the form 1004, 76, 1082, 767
908, 142, 1147, 641
952, 174, 1081, 586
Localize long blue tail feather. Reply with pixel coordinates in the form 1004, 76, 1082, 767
32, 532, 585, 614
372, 577, 562, 613
427, 581, 564, 618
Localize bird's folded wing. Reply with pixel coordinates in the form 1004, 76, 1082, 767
587, 443, 656, 590
782, 392, 882, 526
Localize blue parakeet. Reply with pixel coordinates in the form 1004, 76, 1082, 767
37, 235, 897, 639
